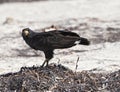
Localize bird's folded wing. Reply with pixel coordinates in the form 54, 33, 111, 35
32, 31, 80, 48
45, 31, 80, 48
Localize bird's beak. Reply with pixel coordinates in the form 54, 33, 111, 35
24, 30, 29, 36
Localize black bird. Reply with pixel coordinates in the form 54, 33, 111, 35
22, 28, 90, 67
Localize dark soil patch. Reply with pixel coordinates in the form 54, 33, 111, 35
0, 64, 119, 92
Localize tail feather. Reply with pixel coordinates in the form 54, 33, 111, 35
79, 37, 90, 45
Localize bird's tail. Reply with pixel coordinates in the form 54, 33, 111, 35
79, 37, 90, 45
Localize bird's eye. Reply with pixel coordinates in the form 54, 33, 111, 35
24, 30, 29, 36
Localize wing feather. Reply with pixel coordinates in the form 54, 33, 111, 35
45, 31, 80, 48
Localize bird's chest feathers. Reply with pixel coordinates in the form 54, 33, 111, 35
25, 37, 48, 50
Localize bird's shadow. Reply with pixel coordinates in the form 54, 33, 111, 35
58, 48, 101, 55
71, 50, 88, 53
55, 49, 89, 55
12, 48, 41, 57
71, 47, 102, 53
13, 47, 101, 57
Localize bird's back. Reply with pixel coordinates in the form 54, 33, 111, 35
22, 28, 89, 51
40, 30, 81, 49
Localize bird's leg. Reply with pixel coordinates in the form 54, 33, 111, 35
41, 59, 50, 67
43, 50, 53, 67
41, 59, 47, 67
46, 59, 50, 66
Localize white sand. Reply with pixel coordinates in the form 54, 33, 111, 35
0, 0, 120, 74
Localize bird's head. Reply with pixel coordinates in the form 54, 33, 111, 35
22, 28, 30, 37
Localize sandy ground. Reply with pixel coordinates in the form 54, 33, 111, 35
0, 0, 120, 74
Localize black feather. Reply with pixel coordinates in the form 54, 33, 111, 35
22, 28, 90, 66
